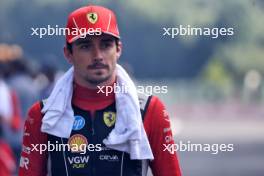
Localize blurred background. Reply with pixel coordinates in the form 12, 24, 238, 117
0, 0, 263, 175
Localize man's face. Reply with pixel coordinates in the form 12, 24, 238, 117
64, 34, 121, 87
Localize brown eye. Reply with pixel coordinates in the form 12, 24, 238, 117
101, 41, 112, 49
80, 44, 92, 50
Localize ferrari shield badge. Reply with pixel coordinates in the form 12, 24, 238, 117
87, 12, 98, 24
103, 112, 116, 127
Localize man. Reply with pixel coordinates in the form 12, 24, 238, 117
0, 61, 22, 131
19, 5, 181, 176
0, 64, 18, 176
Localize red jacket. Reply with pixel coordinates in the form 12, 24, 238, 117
19, 86, 181, 176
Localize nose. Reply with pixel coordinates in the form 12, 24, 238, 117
93, 45, 103, 62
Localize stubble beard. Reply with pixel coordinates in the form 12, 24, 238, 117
85, 67, 115, 86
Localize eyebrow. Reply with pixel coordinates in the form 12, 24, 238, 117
74, 37, 115, 46
101, 38, 115, 42
75, 40, 92, 46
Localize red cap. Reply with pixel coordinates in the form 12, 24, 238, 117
66, 5, 120, 43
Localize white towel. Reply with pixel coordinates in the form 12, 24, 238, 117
41, 65, 154, 160
41, 67, 74, 138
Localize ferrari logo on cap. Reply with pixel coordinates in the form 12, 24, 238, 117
103, 112, 116, 127
87, 12, 98, 24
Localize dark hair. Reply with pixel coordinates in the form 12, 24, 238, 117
66, 37, 120, 53
66, 42, 73, 53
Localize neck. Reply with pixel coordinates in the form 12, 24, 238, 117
72, 81, 115, 111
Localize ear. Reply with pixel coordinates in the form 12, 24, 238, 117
116, 41, 122, 60
63, 45, 73, 64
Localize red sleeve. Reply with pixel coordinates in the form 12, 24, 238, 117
144, 96, 181, 176
19, 102, 48, 176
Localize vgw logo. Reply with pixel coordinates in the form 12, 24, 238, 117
68, 156, 90, 169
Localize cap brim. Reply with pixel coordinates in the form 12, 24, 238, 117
68, 31, 120, 44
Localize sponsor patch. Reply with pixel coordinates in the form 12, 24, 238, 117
163, 109, 170, 122
72, 116, 85, 130
68, 156, 89, 168
165, 135, 173, 143
103, 111, 116, 127
23, 126, 30, 137
99, 154, 119, 162
22, 145, 31, 154
68, 134, 88, 153
20, 156, 29, 170
87, 12, 98, 24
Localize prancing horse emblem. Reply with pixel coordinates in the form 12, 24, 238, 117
87, 12, 98, 24
103, 112, 116, 127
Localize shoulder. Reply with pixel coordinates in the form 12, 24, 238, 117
145, 95, 165, 113
143, 95, 169, 128
143, 95, 168, 128
138, 93, 164, 109
27, 101, 42, 117
137, 93, 166, 118
23, 101, 47, 143
25, 101, 43, 128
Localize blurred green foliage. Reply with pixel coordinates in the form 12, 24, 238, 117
0, 0, 263, 82
122, 0, 264, 80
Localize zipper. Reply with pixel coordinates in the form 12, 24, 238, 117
91, 111, 95, 136
90, 111, 96, 176
120, 152, 124, 176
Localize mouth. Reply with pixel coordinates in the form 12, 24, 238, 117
87, 63, 108, 70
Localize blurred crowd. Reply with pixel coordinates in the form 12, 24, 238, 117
0, 43, 60, 175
